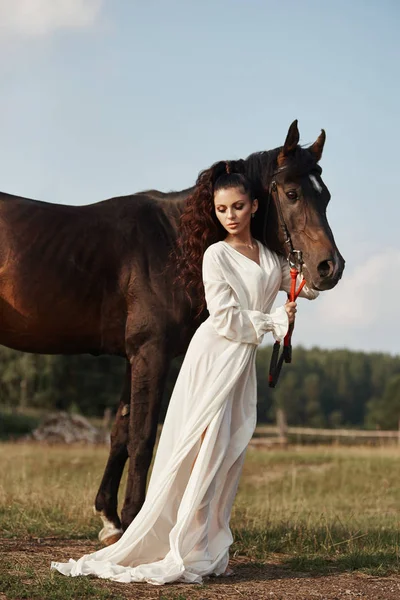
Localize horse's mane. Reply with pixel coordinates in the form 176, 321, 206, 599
244, 148, 281, 198
155, 144, 318, 204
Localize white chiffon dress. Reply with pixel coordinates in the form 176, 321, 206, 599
51, 239, 318, 585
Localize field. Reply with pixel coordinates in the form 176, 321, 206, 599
1, 443, 400, 599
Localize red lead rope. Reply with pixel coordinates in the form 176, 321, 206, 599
268, 267, 306, 388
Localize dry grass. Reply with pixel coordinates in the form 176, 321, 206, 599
1, 444, 400, 547
0, 443, 109, 538
1, 444, 400, 598
233, 445, 400, 570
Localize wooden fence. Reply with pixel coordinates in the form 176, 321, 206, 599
250, 424, 400, 447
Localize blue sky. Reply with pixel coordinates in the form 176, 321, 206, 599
0, 0, 399, 354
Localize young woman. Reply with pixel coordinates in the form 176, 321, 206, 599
51, 161, 318, 585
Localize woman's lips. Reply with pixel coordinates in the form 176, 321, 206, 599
227, 223, 239, 228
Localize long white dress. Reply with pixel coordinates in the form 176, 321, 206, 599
51, 239, 318, 585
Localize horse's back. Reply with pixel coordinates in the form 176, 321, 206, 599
0, 190, 174, 355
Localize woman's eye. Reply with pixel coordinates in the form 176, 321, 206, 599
217, 205, 244, 212
286, 190, 298, 201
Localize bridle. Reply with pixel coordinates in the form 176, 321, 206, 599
268, 166, 304, 272
266, 167, 307, 388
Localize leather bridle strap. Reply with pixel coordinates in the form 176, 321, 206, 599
271, 179, 295, 256
268, 175, 305, 388
268, 273, 306, 388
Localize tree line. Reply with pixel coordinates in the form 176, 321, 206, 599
0, 344, 399, 430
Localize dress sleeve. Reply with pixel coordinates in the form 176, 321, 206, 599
279, 255, 319, 300
202, 248, 289, 345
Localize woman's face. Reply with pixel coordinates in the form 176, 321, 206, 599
214, 186, 258, 236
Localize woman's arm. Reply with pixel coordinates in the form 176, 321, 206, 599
279, 255, 319, 300
202, 248, 289, 345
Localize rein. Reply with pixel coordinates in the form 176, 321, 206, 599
267, 169, 306, 388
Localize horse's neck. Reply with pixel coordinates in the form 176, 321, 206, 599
155, 187, 193, 228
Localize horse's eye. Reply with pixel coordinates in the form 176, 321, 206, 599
286, 190, 298, 201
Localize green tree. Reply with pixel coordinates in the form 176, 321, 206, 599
365, 374, 400, 429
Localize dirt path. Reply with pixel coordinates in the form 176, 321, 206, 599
1, 538, 400, 600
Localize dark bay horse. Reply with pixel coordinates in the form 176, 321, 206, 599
0, 121, 344, 543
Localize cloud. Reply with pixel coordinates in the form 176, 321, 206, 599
315, 249, 400, 328
0, 0, 103, 37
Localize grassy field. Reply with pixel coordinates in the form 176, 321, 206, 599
1, 443, 400, 599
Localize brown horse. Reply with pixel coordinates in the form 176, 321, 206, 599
0, 121, 344, 543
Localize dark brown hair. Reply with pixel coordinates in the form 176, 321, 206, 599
169, 159, 256, 318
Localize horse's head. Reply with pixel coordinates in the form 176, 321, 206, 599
251, 121, 345, 291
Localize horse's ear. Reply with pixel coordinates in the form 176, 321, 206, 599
309, 129, 326, 162
277, 120, 300, 165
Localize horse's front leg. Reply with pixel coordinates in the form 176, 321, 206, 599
94, 360, 130, 545
121, 337, 170, 531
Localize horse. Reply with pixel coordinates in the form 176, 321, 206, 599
0, 121, 344, 544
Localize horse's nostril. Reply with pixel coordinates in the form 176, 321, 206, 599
318, 259, 333, 278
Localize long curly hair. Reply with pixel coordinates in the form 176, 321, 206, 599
169, 159, 258, 319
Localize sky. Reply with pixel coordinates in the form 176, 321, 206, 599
0, 0, 399, 355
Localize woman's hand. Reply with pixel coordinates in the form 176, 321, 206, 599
285, 300, 297, 324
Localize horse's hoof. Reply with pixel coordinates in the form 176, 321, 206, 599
101, 532, 123, 546
96, 509, 124, 546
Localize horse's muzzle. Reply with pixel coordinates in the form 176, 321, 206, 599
313, 251, 345, 290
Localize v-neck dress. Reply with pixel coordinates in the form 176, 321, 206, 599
51, 239, 318, 585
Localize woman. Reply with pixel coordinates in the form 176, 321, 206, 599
51, 161, 318, 585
